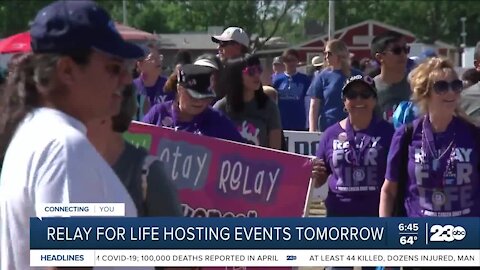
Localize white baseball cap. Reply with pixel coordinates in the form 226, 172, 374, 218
194, 58, 219, 70
311, 56, 323, 67
211, 27, 249, 48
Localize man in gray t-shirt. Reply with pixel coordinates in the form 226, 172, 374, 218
374, 75, 411, 121
460, 82, 480, 126
460, 41, 480, 126
370, 31, 412, 122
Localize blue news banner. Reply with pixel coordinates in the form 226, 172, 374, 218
30, 217, 480, 250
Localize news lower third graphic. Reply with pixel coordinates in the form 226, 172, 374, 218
36, 203, 125, 219
30, 205, 480, 267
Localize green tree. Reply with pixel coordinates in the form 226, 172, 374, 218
304, 0, 480, 47
0, 0, 51, 36
252, 0, 303, 50
103, 0, 303, 50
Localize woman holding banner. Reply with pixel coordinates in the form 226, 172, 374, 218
313, 74, 394, 219
143, 64, 244, 143
380, 58, 480, 218
214, 54, 282, 149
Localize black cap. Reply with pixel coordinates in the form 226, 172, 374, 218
342, 74, 377, 98
178, 64, 216, 99
30, 0, 145, 59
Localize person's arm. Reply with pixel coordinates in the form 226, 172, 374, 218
311, 158, 328, 187
142, 104, 160, 125
312, 131, 332, 187
268, 129, 282, 150
379, 180, 398, 217
266, 100, 283, 150
306, 75, 323, 132
309, 97, 321, 132
380, 126, 406, 217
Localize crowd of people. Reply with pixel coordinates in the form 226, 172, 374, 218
1, 0, 480, 270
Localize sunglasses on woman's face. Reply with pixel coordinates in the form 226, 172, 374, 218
219, 41, 236, 48
242, 65, 263, 76
432, 79, 463, 94
385, 46, 410, 55
324, 51, 333, 57
344, 89, 375, 100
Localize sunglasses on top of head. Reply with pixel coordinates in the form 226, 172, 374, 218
242, 65, 263, 76
344, 89, 375, 100
384, 46, 410, 55
432, 79, 463, 94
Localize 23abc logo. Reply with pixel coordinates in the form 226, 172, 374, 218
429, 225, 466, 242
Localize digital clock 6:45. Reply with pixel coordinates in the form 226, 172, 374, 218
398, 223, 419, 232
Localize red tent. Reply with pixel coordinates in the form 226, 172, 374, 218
0, 23, 156, 54
0, 32, 31, 54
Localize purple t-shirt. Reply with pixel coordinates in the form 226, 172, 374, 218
142, 100, 245, 143
386, 116, 480, 217
316, 118, 394, 217
133, 75, 172, 105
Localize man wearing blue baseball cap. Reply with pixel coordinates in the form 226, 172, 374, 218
0, 1, 150, 269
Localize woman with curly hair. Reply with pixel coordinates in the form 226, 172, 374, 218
381, 58, 480, 219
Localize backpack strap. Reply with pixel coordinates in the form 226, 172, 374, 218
392, 123, 414, 216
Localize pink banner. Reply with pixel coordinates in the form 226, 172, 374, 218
126, 122, 309, 269
126, 122, 313, 218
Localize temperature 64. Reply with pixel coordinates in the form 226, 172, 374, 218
400, 235, 418, 245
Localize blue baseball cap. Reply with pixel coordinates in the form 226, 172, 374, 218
30, 0, 145, 59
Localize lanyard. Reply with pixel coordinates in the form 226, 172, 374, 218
421, 116, 456, 188
344, 117, 375, 166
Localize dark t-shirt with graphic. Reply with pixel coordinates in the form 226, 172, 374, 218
374, 75, 411, 123
214, 97, 282, 147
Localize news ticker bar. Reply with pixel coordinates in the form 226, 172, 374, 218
30, 249, 480, 267
30, 217, 480, 249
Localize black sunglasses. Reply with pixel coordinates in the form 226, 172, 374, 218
219, 41, 237, 47
432, 79, 463, 94
385, 46, 410, 55
344, 90, 375, 100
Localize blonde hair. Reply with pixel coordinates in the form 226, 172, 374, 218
410, 57, 472, 121
325, 39, 351, 77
